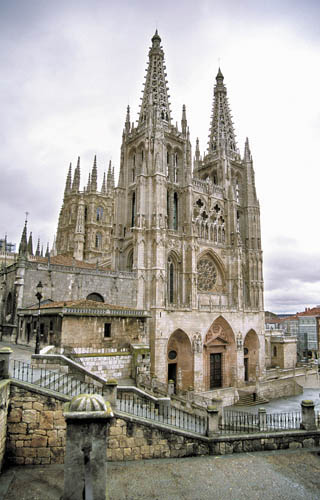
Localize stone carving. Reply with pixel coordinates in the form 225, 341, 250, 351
197, 258, 217, 292
192, 333, 202, 353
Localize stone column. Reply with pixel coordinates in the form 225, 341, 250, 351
207, 406, 220, 436
0, 347, 12, 379
63, 393, 113, 500
300, 400, 316, 431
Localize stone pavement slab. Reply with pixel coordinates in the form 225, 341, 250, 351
1, 448, 320, 499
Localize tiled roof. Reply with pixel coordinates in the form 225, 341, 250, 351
29, 299, 135, 311
30, 254, 110, 270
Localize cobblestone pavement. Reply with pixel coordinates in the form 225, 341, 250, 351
1, 448, 320, 499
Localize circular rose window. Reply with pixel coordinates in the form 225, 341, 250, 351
197, 258, 217, 292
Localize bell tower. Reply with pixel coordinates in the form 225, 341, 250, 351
113, 31, 193, 310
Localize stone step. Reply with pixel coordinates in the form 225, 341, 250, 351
235, 393, 269, 406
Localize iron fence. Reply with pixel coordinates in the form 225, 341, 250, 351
12, 359, 103, 397
116, 392, 207, 435
221, 409, 302, 434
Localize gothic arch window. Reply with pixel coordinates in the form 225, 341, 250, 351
96, 206, 103, 222
197, 256, 217, 292
132, 154, 136, 182
173, 192, 178, 230
84, 206, 88, 221
95, 232, 102, 249
131, 192, 136, 228
6, 292, 13, 316
127, 249, 134, 271
173, 153, 178, 183
169, 260, 174, 304
167, 254, 180, 305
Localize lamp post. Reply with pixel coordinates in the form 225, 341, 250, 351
35, 281, 43, 354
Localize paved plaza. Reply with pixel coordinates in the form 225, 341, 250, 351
0, 448, 320, 499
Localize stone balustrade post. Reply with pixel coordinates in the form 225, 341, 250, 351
0, 347, 12, 379
258, 408, 267, 431
63, 394, 114, 500
300, 400, 316, 430
168, 380, 175, 396
157, 397, 171, 418
103, 379, 118, 405
207, 405, 220, 436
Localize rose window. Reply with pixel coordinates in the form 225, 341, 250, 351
197, 258, 217, 292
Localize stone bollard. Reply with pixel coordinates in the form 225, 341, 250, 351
300, 400, 317, 431
0, 348, 12, 379
207, 405, 220, 436
63, 393, 114, 500
258, 408, 267, 432
103, 379, 118, 405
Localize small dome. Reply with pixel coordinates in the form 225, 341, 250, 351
69, 393, 107, 412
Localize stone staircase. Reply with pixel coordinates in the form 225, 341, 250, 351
235, 392, 269, 407
35, 370, 103, 397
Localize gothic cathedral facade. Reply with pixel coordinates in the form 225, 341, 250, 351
56, 31, 265, 392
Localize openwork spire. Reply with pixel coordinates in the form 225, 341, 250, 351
72, 157, 81, 192
207, 69, 237, 157
138, 31, 171, 127
91, 155, 97, 192
64, 163, 72, 196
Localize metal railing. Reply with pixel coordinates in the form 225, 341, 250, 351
221, 409, 302, 434
12, 359, 103, 397
116, 392, 207, 435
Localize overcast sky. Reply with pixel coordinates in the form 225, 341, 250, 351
1, 0, 320, 314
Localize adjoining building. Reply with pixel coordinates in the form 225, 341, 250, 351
0, 32, 265, 398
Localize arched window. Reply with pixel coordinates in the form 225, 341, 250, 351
96, 207, 103, 222
127, 249, 134, 271
6, 292, 13, 316
84, 206, 88, 221
95, 232, 102, 249
169, 259, 174, 304
87, 293, 104, 303
174, 153, 178, 183
173, 192, 178, 230
131, 192, 136, 228
273, 346, 277, 357
132, 154, 136, 182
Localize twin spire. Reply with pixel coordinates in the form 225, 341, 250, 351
64, 156, 114, 196
207, 68, 238, 157
138, 30, 172, 128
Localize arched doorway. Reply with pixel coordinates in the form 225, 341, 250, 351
204, 317, 236, 390
243, 329, 260, 382
167, 330, 193, 391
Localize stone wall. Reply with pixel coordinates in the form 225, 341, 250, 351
0, 380, 10, 471
258, 377, 303, 400
107, 415, 209, 461
62, 315, 146, 350
76, 352, 132, 380
211, 431, 320, 455
6, 383, 67, 465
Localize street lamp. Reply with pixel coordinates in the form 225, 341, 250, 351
35, 281, 43, 354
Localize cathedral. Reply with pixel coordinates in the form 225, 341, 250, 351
1, 31, 265, 394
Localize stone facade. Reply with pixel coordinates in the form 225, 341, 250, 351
0, 31, 265, 396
